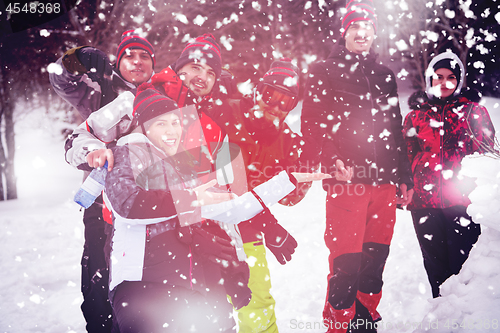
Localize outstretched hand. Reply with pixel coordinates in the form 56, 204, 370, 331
192, 179, 236, 206
291, 172, 332, 183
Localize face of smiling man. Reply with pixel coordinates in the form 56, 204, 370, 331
177, 62, 216, 97
118, 49, 154, 86
344, 20, 375, 55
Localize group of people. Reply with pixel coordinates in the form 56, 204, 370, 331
49, 0, 496, 332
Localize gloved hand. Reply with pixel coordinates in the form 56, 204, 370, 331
247, 207, 298, 265
177, 223, 252, 309
176, 224, 234, 264
76, 46, 113, 79
214, 68, 241, 100
151, 67, 190, 107
222, 258, 251, 310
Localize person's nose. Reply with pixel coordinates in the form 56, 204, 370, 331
197, 70, 208, 82
165, 124, 176, 135
133, 55, 142, 65
271, 104, 281, 113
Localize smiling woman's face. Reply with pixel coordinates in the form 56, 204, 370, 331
431, 67, 458, 99
145, 112, 183, 156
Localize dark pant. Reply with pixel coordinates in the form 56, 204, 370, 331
81, 195, 115, 332
112, 281, 230, 333
411, 205, 481, 298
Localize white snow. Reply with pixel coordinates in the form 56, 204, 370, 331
0, 95, 499, 332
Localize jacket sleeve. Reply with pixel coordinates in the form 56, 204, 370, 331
277, 132, 312, 206
65, 91, 135, 170
105, 145, 198, 223
403, 111, 420, 165
388, 81, 413, 189
467, 103, 496, 154
201, 170, 296, 224
301, 62, 341, 168
49, 56, 113, 120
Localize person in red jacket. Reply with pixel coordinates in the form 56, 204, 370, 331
208, 58, 310, 332
403, 51, 496, 298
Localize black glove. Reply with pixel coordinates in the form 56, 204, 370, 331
177, 224, 252, 309
252, 208, 297, 265
76, 46, 113, 79
214, 68, 241, 100
221, 258, 251, 310
176, 224, 234, 264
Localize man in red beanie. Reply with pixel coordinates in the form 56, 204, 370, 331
301, 0, 413, 332
207, 58, 311, 332
50, 29, 155, 333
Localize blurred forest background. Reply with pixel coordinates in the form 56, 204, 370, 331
0, 0, 499, 199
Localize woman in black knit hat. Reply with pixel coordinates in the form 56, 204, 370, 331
104, 87, 329, 332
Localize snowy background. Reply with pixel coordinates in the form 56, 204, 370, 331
0, 89, 499, 332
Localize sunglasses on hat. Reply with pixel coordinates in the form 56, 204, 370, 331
258, 84, 298, 113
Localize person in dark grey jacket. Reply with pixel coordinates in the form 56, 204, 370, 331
301, 0, 413, 331
49, 29, 155, 333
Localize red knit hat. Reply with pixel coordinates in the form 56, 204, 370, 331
341, 0, 377, 37
173, 34, 222, 78
116, 30, 156, 68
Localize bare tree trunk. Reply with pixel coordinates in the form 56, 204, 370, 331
4, 100, 17, 200
0, 114, 5, 201
0, 50, 17, 200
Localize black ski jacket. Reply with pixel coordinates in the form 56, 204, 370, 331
301, 44, 413, 191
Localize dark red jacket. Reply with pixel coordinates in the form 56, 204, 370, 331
209, 97, 311, 242
403, 95, 495, 210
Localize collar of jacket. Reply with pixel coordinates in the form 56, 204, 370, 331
328, 43, 378, 65
422, 95, 470, 110
240, 97, 284, 142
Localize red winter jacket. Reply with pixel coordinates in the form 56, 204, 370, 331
147, 67, 225, 181
403, 95, 495, 210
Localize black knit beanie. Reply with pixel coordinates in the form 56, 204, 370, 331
341, 0, 377, 37
261, 58, 299, 96
116, 30, 156, 68
173, 34, 222, 78
132, 89, 179, 131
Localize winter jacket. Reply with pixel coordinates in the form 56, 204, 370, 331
209, 97, 311, 203
49, 56, 135, 120
301, 44, 413, 191
64, 67, 224, 174
105, 133, 298, 291
209, 96, 312, 242
403, 95, 495, 210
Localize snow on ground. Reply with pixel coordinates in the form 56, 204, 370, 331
0, 96, 499, 333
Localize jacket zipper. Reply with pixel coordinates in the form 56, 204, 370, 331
361, 65, 378, 175
189, 244, 194, 289
439, 105, 445, 208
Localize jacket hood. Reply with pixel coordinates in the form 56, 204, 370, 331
425, 52, 465, 100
